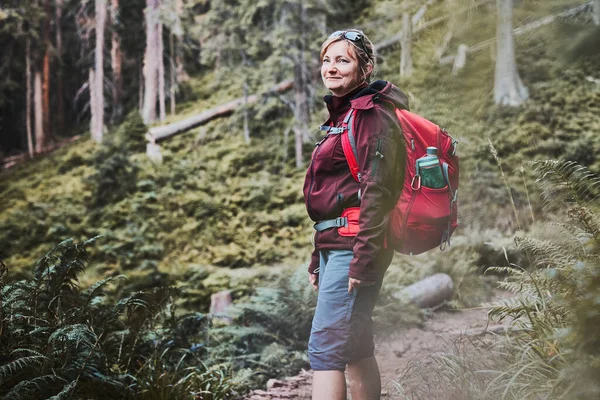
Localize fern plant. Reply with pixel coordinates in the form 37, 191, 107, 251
207, 265, 316, 389
486, 160, 600, 399
0, 238, 237, 399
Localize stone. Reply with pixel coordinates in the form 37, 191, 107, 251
210, 290, 233, 324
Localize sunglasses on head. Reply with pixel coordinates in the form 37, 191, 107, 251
328, 30, 368, 54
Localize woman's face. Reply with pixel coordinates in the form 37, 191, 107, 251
321, 40, 362, 97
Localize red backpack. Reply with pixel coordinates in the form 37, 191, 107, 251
339, 107, 459, 255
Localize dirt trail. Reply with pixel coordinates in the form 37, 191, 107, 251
245, 291, 512, 400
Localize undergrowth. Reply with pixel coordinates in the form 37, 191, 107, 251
389, 160, 600, 399
0, 238, 238, 399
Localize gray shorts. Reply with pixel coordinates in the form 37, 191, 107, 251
308, 249, 391, 371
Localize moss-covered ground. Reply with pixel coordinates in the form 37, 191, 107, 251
1, 0, 599, 316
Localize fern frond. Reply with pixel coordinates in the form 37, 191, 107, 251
48, 324, 98, 353
9, 348, 46, 358
532, 160, 600, 212
0, 355, 47, 378
82, 275, 127, 308
2, 374, 65, 400
515, 237, 578, 268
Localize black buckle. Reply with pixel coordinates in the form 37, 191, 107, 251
335, 217, 348, 228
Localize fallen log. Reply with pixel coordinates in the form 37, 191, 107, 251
395, 273, 454, 309
145, 0, 496, 144
147, 79, 293, 142
1, 135, 82, 170
440, 2, 593, 65
375, 0, 495, 52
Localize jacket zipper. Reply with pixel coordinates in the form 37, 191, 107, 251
336, 193, 344, 213
307, 135, 329, 221
372, 138, 383, 177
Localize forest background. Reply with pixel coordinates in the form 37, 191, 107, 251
1, 0, 599, 399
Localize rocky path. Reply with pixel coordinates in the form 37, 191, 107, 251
245, 291, 512, 400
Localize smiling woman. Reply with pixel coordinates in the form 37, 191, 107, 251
304, 29, 410, 400
320, 31, 374, 97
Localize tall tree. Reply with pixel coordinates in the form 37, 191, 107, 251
41, 0, 52, 147
158, 22, 166, 121
494, 0, 528, 106
92, 0, 107, 143
110, 0, 124, 123
142, 0, 160, 124
400, 12, 413, 78
55, 0, 65, 133
594, 0, 600, 26
26, 38, 34, 157
292, 2, 311, 168
34, 67, 44, 152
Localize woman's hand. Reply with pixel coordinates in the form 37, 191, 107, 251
348, 278, 375, 293
309, 273, 319, 291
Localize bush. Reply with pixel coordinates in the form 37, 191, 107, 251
206, 265, 316, 390
425, 160, 600, 400
85, 145, 139, 208
0, 238, 238, 399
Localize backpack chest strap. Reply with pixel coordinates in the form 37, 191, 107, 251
340, 109, 361, 183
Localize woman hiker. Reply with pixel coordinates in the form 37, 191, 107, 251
303, 29, 409, 400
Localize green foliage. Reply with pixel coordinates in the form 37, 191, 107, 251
114, 111, 149, 154
483, 160, 600, 399
0, 238, 238, 399
85, 143, 139, 208
206, 265, 316, 389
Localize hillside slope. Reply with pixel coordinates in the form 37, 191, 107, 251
1, 0, 598, 310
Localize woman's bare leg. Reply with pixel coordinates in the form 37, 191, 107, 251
312, 370, 346, 400
347, 356, 381, 400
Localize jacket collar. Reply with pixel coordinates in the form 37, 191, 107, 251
323, 80, 410, 121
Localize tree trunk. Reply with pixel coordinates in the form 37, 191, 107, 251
148, 79, 293, 141
293, 59, 309, 167
26, 39, 34, 157
34, 70, 44, 153
89, 69, 97, 138
55, 0, 65, 133
158, 23, 166, 122
111, 0, 124, 123
175, 0, 189, 83
452, 43, 468, 74
494, 0, 528, 106
400, 13, 413, 77
293, 3, 310, 168
594, 0, 600, 25
42, 0, 51, 145
93, 0, 107, 143
42, 52, 51, 146
142, 0, 160, 124
170, 33, 176, 115
139, 63, 144, 111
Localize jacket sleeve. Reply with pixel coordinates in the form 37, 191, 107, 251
349, 107, 405, 281
308, 247, 320, 275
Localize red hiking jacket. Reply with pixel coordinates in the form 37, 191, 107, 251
304, 80, 409, 281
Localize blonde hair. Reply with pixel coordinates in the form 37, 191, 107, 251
320, 29, 376, 83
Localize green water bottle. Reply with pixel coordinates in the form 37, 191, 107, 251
416, 147, 446, 189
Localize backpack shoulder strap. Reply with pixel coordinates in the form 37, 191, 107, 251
340, 109, 361, 182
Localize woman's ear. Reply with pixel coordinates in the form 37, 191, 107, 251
363, 63, 374, 82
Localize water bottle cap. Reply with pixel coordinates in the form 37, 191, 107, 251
426, 146, 438, 155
